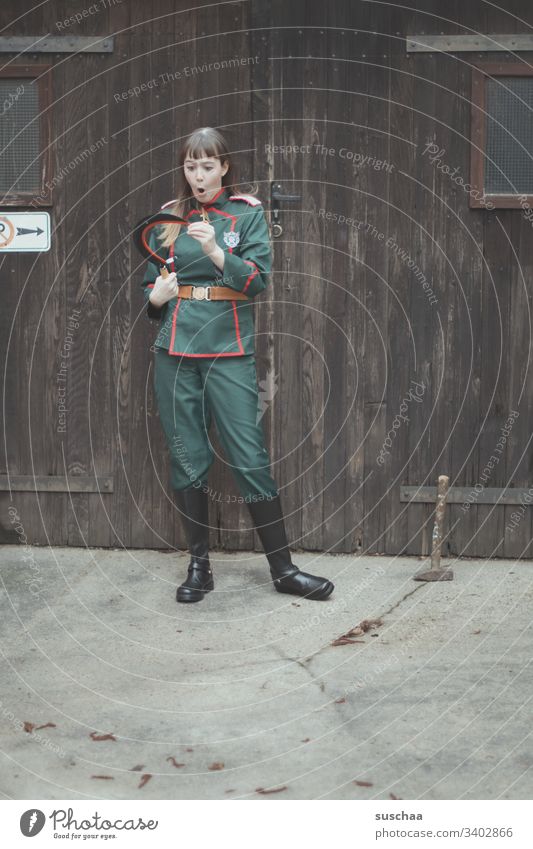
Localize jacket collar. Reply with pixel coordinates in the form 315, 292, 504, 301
190, 185, 230, 211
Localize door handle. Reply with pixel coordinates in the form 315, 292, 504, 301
270, 181, 302, 237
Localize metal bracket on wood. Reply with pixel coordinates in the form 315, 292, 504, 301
0, 36, 114, 53
406, 34, 533, 53
401, 486, 532, 505
0, 476, 113, 493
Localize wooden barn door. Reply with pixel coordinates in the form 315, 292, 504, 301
250, 0, 533, 560
251, 1, 396, 555
5, 0, 528, 557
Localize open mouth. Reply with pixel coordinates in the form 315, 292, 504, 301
196, 187, 206, 195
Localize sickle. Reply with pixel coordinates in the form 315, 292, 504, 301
133, 207, 211, 277
132, 211, 187, 276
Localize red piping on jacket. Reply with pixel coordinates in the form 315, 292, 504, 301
242, 260, 259, 294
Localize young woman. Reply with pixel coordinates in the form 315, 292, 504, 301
142, 127, 334, 603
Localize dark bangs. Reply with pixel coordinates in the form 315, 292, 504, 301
182, 127, 229, 165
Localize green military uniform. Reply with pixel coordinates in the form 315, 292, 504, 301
142, 186, 271, 356
141, 186, 280, 499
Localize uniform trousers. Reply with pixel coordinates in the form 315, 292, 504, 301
153, 347, 280, 501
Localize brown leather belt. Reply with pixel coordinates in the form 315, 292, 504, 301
177, 285, 249, 301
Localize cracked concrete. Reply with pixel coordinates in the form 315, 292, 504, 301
0, 545, 532, 800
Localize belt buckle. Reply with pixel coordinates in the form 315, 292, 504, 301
192, 286, 211, 301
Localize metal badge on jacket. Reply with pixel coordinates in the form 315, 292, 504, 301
223, 231, 240, 248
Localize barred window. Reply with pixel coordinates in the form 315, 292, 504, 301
470, 63, 533, 209
0, 65, 52, 206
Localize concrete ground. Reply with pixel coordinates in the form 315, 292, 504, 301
0, 544, 531, 801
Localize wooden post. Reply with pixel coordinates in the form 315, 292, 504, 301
414, 475, 454, 581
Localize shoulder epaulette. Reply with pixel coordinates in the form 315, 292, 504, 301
229, 194, 262, 206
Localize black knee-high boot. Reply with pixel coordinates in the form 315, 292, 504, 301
175, 485, 213, 603
246, 495, 334, 600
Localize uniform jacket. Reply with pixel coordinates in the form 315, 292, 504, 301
141, 186, 272, 357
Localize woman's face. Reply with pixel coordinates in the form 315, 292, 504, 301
183, 154, 229, 203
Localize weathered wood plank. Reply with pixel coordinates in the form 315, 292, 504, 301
406, 50, 438, 556
385, 32, 416, 556
129, 0, 157, 549
446, 21, 484, 559
337, 17, 368, 557
362, 53, 391, 555
321, 4, 360, 554
0, 476, 113, 492
428, 45, 462, 560
476, 211, 512, 557
10, 5, 55, 545
298, 3, 327, 552
46, 2, 69, 547
107, 0, 133, 549
269, 2, 306, 552
86, 6, 114, 547
64, 43, 91, 546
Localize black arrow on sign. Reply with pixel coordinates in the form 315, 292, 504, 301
16, 227, 44, 236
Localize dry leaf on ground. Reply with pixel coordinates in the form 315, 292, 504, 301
255, 786, 288, 795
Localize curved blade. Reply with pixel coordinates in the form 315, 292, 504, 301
132, 211, 187, 266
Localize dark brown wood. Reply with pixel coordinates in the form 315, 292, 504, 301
298, 4, 327, 552
506, 190, 533, 557
64, 43, 90, 546
45, 4, 68, 547
249, 0, 277, 559
385, 15, 415, 558
478, 209, 512, 556
362, 47, 390, 555
2, 0, 532, 558
128, 0, 157, 549
85, 12, 114, 547
267, 3, 306, 553
8, 9, 48, 544
322, 2, 363, 554
107, 0, 133, 550
406, 50, 437, 558
149, 0, 186, 552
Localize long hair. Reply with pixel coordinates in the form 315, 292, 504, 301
158, 127, 257, 247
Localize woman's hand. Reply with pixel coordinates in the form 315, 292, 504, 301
187, 221, 217, 256
149, 271, 179, 307
187, 221, 225, 271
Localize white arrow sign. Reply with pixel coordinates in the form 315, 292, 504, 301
0, 211, 51, 252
